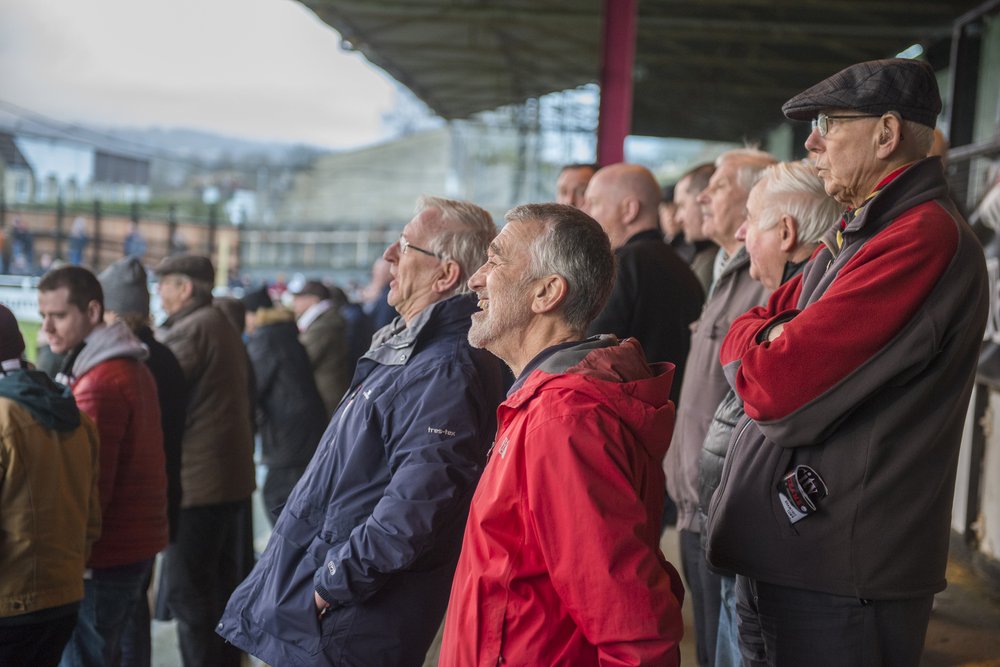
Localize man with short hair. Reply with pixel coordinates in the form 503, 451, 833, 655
37, 266, 167, 667
155, 255, 255, 667
290, 279, 350, 418
0, 305, 101, 667
666, 148, 777, 667
556, 162, 598, 209
583, 163, 704, 403
674, 163, 719, 293
440, 203, 685, 666
217, 196, 505, 667
708, 58, 989, 666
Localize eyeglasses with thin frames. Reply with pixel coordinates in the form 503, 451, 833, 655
398, 235, 441, 259
811, 112, 882, 137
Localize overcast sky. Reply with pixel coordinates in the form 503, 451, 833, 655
0, 0, 401, 149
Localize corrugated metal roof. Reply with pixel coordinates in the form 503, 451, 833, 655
299, 0, 983, 142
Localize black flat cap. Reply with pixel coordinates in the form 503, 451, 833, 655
291, 279, 331, 300
155, 254, 215, 284
782, 58, 941, 128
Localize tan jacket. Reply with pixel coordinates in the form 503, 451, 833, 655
0, 395, 101, 618
158, 296, 255, 508
299, 304, 350, 418
665, 247, 770, 532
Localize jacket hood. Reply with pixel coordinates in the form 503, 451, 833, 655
510, 336, 675, 460
0, 369, 81, 431
72, 321, 149, 378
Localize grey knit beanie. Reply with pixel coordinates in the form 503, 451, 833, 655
98, 257, 150, 317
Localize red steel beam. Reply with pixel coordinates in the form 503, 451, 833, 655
597, 0, 638, 166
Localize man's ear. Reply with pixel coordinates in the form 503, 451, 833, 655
530, 274, 569, 315
621, 196, 641, 226
178, 277, 194, 302
875, 113, 903, 159
433, 259, 463, 294
86, 299, 103, 326
778, 215, 799, 253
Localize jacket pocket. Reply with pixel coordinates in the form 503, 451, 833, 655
241, 526, 344, 657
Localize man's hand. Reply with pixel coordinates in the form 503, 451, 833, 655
314, 591, 331, 619
767, 322, 785, 342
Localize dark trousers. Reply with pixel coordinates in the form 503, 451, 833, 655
0, 612, 77, 667
679, 529, 722, 667
118, 567, 155, 667
165, 500, 253, 667
735, 575, 934, 667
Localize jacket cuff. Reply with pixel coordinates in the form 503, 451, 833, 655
754, 310, 800, 345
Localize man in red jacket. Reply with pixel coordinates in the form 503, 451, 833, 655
440, 203, 685, 666
38, 266, 167, 667
707, 59, 989, 666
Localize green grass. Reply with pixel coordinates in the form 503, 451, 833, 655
18, 321, 39, 364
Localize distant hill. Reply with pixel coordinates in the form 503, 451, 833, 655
99, 125, 331, 165
0, 109, 331, 167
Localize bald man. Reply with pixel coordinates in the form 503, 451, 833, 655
584, 163, 705, 403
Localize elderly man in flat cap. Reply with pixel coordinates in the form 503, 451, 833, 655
155, 255, 255, 667
706, 58, 989, 665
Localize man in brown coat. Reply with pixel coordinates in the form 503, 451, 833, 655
155, 255, 255, 667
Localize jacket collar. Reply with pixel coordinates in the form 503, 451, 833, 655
364, 294, 476, 366
844, 157, 949, 235
622, 228, 663, 248
707, 246, 752, 299
161, 292, 212, 328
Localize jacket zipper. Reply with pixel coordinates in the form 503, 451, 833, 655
710, 417, 754, 519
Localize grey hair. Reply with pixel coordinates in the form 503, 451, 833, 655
905, 120, 935, 157
882, 112, 935, 158
716, 148, 779, 193
504, 203, 615, 332
417, 196, 497, 295
753, 161, 844, 246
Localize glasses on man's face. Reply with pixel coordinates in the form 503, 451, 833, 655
811, 112, 882, 137
398, 235, 441, 259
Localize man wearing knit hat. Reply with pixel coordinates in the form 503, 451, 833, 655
707, 58, 989, 665
97, 256, 188, 667
0, 305, 101, 667
154, 254, 254, 667
36, 266, 168, 667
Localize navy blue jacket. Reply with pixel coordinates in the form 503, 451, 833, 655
217, 294, 504, 667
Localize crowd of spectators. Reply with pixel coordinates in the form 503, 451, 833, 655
0, 57, 995, 667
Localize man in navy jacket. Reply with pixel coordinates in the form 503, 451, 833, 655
217, 196, 505, 667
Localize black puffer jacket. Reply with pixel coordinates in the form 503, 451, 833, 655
697, 259, 809, 564
246, 307, 328, 469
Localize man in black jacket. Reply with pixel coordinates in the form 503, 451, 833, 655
583, 162, 705, 403
242, 286, 327, 524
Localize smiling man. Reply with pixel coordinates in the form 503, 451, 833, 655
707, 59, 989, 666
217, 196, 504, 667
440, 203, 685, 667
